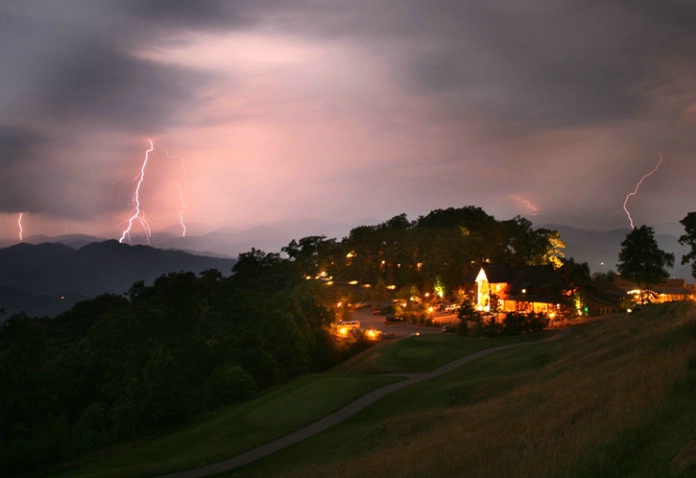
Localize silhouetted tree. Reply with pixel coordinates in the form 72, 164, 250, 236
678, 212, 696, 279
617, 225, 674, 304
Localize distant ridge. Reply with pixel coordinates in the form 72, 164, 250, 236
0, 240, 236, 318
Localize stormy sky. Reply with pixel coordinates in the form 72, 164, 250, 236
1, 0, 696, 242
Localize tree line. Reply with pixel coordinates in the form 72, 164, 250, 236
283, 206, 565, 296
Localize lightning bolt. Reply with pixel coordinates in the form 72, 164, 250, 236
154, 142, 188, 238
512, 196, 539, 215
119, 140, 155, 244
177, 183, 187, 237
17, 212, 23, 242
623, 154, 663, 229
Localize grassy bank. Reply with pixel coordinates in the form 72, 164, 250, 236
236, 303, 696, 478
50, 374, 400, 478
53, 304, 696, 478
51, 330, 546, 477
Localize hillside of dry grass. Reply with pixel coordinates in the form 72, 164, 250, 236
249, 303, 696, 478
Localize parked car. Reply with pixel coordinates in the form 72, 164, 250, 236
385, 315, 405, 323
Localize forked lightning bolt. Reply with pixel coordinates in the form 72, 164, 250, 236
17, 212, 23, 242
119, 140, 155, 243
177, 184, 187, 237
623, 154, 663, 229
155, 142, 188, 238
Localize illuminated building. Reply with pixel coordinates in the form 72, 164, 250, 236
612, 276, 694, 304
473, 265, 566, 316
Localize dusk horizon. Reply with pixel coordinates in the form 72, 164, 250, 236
2, 2, 695, 244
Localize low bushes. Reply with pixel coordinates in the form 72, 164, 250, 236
458, 303, 546, 337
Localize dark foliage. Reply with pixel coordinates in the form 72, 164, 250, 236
679, 211, 696, 279
617, 225, 674, 304
326, 207, 564, 296
457, 303, 546, 338
0, 258, 351, 475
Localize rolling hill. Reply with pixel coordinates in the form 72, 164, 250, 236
0, 240, 236, 318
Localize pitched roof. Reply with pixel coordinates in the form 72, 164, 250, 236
584, 280, 626, 307
478, 265, 562, 287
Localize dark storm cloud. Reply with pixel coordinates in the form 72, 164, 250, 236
6, 0, 696, 133
121, 0, 251, 30
1, 0, 695, 234
0, 126, 46, 167
36, 39, 212, 132
0, 125, 66, 215
237, 0, 696, 127
387, 2, 672, 126
0, 125, 52, 213
0, 126, 102, 218
1, 2, 220, 134
615, 0, 696, 30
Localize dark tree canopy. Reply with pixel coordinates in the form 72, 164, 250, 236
617, 225, 674, 302
415, 206, 495, 230
288, 207, 568, 294
679, 211, 696, 279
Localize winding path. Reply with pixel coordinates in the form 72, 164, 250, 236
158, 328, 572, 478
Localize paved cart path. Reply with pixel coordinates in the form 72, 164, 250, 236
158, 328, 572, 478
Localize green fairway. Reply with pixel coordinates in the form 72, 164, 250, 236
57, 326, 664, 478
232, 332, 573, 477
335, 329, 559, 374
228, 304, 696, 478
53, 329, 559, 477
52, 374, 400, 478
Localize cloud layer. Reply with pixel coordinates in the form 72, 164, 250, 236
1, 0, 695, 240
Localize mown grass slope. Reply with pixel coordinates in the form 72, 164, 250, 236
49, 374, 400, 478
236, 303, 696, 478
51, 331, 546, 477
53, 304, 696, 478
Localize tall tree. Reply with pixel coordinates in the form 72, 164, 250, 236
616, 225, 674, 304
539, 229, 566, 269
282, 235, 337, 276
492, 217, 564, 266
678, 212, 696, 279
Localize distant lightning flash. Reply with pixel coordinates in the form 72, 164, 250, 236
17, 213, 23, 242
119, 140, 155, 244
155, 142, 188, 238
511, 196, 539, 216
623, 154, 663, 229
177, 183, 187, 237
